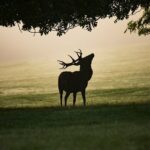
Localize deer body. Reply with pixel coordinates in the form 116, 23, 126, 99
58, 50, 94, 106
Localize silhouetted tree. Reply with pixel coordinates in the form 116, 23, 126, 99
125, 7, 150, 35
0, 0, 149, 36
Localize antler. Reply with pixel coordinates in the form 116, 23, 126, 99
57, 56, 76, 69
58, 49, 83, 69
75, 49, 82, 59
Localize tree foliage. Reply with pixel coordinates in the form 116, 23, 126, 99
0, 0, 150, 36
125, 7, 150, 35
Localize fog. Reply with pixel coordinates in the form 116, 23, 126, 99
0, 14, 150, 64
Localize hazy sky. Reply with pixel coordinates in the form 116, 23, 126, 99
0, 13, 150, 63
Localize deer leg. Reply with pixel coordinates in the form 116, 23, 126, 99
65, 92, 70, 107
60, 90, 63, 107
81, 90, 86, 106
73, 92, 77, 107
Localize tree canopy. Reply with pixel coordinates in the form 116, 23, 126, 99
0, 0, 150, 36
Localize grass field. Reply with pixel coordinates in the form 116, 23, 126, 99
0, 48, 150, 149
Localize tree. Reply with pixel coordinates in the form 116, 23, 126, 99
125, 7, 150, 35
0, 0, 150, 36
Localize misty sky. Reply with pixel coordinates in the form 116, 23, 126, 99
0, 13, 150, 63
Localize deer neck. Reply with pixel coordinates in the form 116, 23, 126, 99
80, 66, 93, 81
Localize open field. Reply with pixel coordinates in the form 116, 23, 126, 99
0, 48, 150, 149
0, 104, 150, 150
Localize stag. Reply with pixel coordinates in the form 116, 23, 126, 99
58, 49, 94, 107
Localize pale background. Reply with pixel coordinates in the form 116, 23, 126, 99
0, 13, 150, 105
0, 13, 150, 63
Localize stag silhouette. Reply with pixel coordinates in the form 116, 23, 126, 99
58, 49, 94, 107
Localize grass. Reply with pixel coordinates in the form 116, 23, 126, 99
0, 87, 150, 108
0, 87, 150, 150
0, 104, 150, 150
0, 48, 150, 149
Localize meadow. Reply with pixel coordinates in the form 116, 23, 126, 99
0, 48, 150, 149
